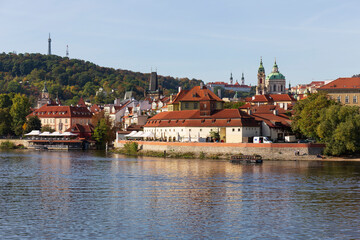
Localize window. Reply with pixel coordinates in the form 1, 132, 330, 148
345, 96, 349, 104
194, 103, 198, 109
185, 103, 189, 109
353, 96, 357, 103
200, 129, 202, 132
337, 96, 341, 103
232, 128, 235, 132
238, 128, 240, 132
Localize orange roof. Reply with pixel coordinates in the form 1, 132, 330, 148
319, 77, 360, 90
171, 86, 223, 104
145, 109, 260, 128
252, 113, 292, 128
247, 94, 296, 103
269, 94, 296, 101
28, 104, 93, 118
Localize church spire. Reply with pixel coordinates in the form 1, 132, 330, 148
230, 72, 233, 85
241, 72, 245, 85
48, 33, 52, 55
258, 56, 265, 73
272, 58, 279, 73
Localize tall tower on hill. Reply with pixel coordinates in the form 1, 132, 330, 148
230, 73, 233, 85
48, 33, 52, 55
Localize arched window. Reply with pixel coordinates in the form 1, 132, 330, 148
273, 85, 276, 92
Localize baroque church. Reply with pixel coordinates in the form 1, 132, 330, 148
256, 58, 286, 95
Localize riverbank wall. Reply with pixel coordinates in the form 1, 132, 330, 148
115, 140, 325, 160
0, 139, 29, 147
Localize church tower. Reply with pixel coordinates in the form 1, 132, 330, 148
229, 73, 233, 85
48, 33, 52, 55
256, 57, 266, 95
37, 81, 51, 108
241, 72, 245, 85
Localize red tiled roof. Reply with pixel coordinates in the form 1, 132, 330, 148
252, 113, 292, 128
66, 123, 94, 133
77, 97, 86, 107
171, 86, 223, 104
145, 109, 260, 128
269, 94, 296, 101
28, 104, 93, 118
319, 77, 360, 90
247, 94, 296, 103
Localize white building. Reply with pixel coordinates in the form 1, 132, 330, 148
144, 109, 260, 143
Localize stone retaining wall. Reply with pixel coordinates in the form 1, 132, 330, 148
0, 139, 29, 147
115, 140, 325, 160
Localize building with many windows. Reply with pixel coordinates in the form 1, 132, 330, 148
167, 85, 224, 115
318, 77, 360, 106
28, 104, 93, 132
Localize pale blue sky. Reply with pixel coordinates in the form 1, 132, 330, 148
1, 0, 360, 86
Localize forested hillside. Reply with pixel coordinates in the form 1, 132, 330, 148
0, 53, 203, 105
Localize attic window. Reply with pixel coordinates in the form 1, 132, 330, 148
201, 119, 205, 123
212, 119, 216, 123
227, 119, 231, 123
168, 120, 171, 123
182, 120, 185, 123
176, 120, 179, 123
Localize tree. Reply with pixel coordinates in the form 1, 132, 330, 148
291, 92, 337, 140
92, 112, 117, 149
209, 129, 220, 142
41, 125, 55, 133
25, 115, 41, 133
0, 94, 12, 108
0, 108, 13, 136
9, 94, 31, 136
317, 105, 360, 155
224, 101, 245, 109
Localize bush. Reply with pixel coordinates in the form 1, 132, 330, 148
199, 152, 206, 159
0, 141, 16, 149
123, 141, 138, 155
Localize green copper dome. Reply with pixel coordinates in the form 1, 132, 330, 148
266, 59, 285, 80
266, 72, 285, 80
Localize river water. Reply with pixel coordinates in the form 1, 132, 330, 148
0, 151, 359, 239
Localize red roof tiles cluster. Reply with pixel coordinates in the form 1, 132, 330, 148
246, 94, 296, 103
29, 104, 93, 118
319, 77, 360, 90
145, 109, 260, 128
171, 86, 223, 104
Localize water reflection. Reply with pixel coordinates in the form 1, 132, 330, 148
0, 151, 359, 239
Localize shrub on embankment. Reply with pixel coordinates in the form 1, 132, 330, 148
0, 141, 17, 149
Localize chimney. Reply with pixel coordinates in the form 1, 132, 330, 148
273, 109, 278, 116
200, 82, 204, 89
248, 109, 252, 115
218, 89, 222, 99
284, 103, 288, 110
178, 86, 182, 93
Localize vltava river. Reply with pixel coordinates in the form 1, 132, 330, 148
0, 151, 359, 239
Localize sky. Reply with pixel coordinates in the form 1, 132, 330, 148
1, 0, 360, 86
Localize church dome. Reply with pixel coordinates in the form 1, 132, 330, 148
266, 60, 285, 80
266, 72, 285, 80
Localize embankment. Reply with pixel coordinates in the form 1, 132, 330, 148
115, 140, 325, 160
0, 139, 29, 148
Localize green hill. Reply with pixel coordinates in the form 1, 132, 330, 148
0, 53, 203, 105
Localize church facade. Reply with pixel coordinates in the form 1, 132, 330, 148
256, 58, 286, 95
